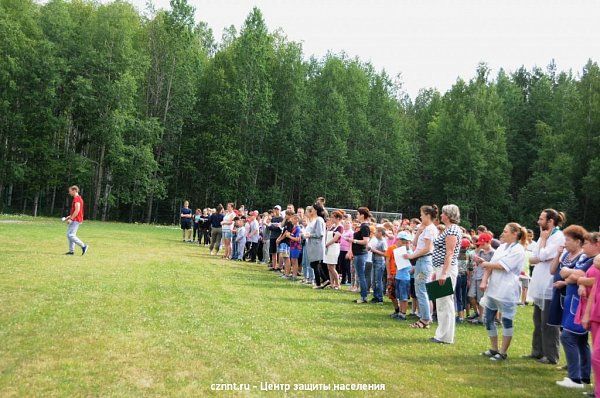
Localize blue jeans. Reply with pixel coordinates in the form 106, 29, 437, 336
455, 273, 469, 312
302, 245, 314, 281
561, 329, 591, 383
414, 256, 433, 321
354, 253, 368, 300
372, 258, 385, 302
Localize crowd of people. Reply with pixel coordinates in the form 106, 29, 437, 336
179, 200, 600, 395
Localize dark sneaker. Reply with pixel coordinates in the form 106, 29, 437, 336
538, 357, 558, 365
65, 252, 74, 255
490, 353, 508, 361
82, 245, 88, 255
354, 299, 368, 304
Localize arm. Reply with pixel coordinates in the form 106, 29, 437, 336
67, 202, 81, 221
562, 268, 586, 284
578, 276, 596, 288
406, 238, 432, 260
582, 283, 596, 330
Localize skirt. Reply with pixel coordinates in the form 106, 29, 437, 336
323, 243, 340, 265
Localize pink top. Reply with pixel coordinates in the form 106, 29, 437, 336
576, 265, 600, 325
339, 229, 354, 252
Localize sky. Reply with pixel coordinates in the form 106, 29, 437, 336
125, 0, 600, 98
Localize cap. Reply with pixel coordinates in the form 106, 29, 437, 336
460, 237, 472, 249
397, 231, 413, 241
274, 205, 281, 211
476, 233, 492, 246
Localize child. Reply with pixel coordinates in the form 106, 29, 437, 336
288, 215, 303, 280
394, 231, 413, 320
276, 210, 294, 276
369, 227, 388, 304
385, 234, 400, 318
234, 217, 246, 261
469, 233, 495, 324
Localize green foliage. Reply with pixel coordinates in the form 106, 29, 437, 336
0, 1, 598, 231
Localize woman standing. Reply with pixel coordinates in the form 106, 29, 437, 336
430, 204, 462, 344
180, 201, 193, 242
221, 203, 236, 259
324, 211, 344, 289
479, 223, 527, 361
208, 205, 224, 255
303, 206, 326, 288
406, 205, 439, 329
344, 207, 372, 304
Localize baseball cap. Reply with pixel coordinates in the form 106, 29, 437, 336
461, 238, 471, 249
397, 231, 413, 241
274, 205, 281, 211
476, 233, 492, 246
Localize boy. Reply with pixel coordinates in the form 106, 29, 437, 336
370, 227, 388, 304
288, 214, 303, 279
385, 233, 400, 317
468, 232, 495, 324
234, 217, 247, 261
394, 231, 413, 320
64, 185, 88, 255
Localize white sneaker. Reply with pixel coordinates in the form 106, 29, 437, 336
556, 378, 584, 389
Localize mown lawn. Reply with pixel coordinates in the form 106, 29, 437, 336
0, 216, 585, 397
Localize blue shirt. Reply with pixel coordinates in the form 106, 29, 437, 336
562, 255, 595, 334
395, 248, 413, 281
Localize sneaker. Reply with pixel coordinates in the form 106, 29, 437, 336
81, 245, 88, 255
538, 357, 558, 365
556, 378, 584, 389
481, 349, 499, 357
396, 313, 407, 320
354, 299, 368, 304
490, 353, 508, 361
65, 251, 74, 255
390, 312, 400, 318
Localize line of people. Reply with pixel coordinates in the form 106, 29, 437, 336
179, 200, 600, 395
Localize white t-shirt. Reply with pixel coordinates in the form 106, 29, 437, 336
485, 242, 526, 304
222, 212, 235, 232
415, 224, 438, 253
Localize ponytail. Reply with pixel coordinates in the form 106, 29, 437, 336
543, 208, 566, 227
420, 204, 439, 220
507, 222, 527, 246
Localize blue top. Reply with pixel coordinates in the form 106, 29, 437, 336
209, 213, 224, 228
395, 248, 413, 281
562, 255, 595, 334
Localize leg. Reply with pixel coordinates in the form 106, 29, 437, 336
67, 222, 84, 252
355, 255, 368, 301
500, 316, 514, 354
484, 306, 499, 351
415, 257, 433, 322
578, 332, 591, 384
531, 303, 543, 358
311, 261, 322, 286
560, 330, 581, 383
541, 299, 560, 362
433, 270, 457, 344
590, 323, 600, 396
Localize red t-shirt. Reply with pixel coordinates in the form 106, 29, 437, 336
71, 195, 84, 223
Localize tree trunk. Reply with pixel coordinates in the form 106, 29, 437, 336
145, 193, 154, 223
7, 183, 13, 207
101, 170, 112, 222
92, 144, 106, 220
50, 186, 57, 216
33, 192, 39, 217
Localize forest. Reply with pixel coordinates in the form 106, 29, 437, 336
1, 0, 598, 232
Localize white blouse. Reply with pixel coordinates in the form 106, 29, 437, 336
485, 242, 526, 304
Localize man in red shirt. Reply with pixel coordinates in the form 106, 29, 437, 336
64, 185, 88, 255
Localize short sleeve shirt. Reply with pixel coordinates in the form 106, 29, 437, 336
352, 223, 371, 255
432, 224, 462, 268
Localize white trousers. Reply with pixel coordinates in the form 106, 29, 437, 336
433, 266, 458, 344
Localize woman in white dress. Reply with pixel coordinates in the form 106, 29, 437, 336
324, 211, 344, 289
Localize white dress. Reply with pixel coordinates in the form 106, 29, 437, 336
323, 230, 341, 265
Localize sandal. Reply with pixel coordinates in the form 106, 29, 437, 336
410, 320, 431, 329
490, 353, 508, 361
481, 349, 499, 357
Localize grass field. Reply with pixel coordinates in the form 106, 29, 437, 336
0, 215, 586, 397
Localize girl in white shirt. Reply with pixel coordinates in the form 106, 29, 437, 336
478, 222, 527, 361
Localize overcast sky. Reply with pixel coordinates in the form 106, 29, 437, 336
124, 0, 600, 98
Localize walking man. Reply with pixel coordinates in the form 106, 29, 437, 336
64, 185, 88, 255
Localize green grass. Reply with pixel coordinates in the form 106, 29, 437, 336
0, 215, 585, 397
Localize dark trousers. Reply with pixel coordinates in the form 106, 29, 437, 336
193, 224, 200, 241
455, 273, 468, 312
311, 261, 329, 286
244, 242, 258, 262
532, 299, 560, 362
199, 228, 210, 245
339, 251, 351, 284
561, 329, 591, 383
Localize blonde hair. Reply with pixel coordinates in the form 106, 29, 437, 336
506, 222, 528, 246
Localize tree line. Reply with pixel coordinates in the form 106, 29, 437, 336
1, 0, 598, 233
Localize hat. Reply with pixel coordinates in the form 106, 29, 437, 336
460, 238, 471, 250
476, 233, 492, 246
397, 231, 413, 241
274, 205, 281, 211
